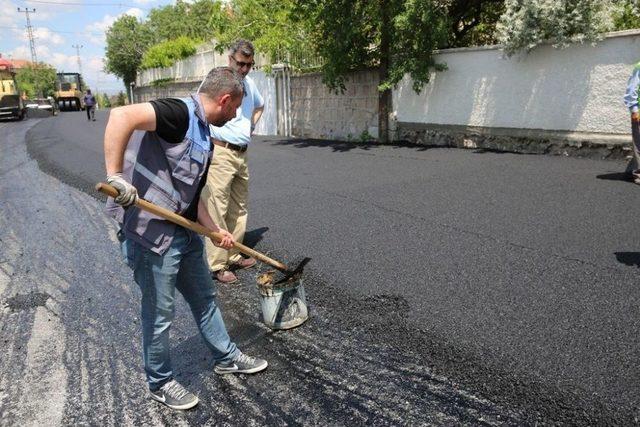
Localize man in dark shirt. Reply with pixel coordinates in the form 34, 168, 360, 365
83, 89, 96, 121
147, 97, 210, 221
104, 67, 268, 411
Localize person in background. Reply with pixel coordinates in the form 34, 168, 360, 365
202, 39, 265, 284
624, 61, 640, 183
84, 89, 96, 121
103, 67, 268, 411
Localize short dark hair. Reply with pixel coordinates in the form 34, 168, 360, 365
198, 66, 243, 99
229, 39, 255, 57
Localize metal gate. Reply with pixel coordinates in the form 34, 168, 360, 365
272, 64, 292, 137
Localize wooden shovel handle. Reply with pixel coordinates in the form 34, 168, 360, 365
96, 182, 288, 272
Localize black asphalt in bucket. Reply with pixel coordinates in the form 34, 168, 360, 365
256, 270, 309, 330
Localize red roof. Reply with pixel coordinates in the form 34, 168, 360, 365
0, 57, 13, 70
11, 59, 32, 69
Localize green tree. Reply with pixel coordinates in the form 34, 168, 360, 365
115, 91, 127, 106
296, 0, 449, 142
445, 0, 506, 47
100, 93, 111, 108
496, 0, 613, 56
140, 36, 199, 70
612, 0, 640, 31
144, 0, 222, 43
105, 15, 152, 88
15, 63, 57, 98
212, 0, 312, 67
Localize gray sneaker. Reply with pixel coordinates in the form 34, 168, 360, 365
149, 379, 199, 410
214, 351, 268, 375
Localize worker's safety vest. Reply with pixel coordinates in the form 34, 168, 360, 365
106, 94, 212, 255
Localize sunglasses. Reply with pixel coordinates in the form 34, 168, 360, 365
230, 56, 255, 69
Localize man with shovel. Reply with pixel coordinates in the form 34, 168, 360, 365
103, 67, 268, 411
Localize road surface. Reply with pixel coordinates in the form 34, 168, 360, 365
2, 110, 640, 425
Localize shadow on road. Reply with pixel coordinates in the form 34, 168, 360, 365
596, 172, 634, 183
272, 138, 439, 153
614, 252, 640, 268
243, 227, 269, 249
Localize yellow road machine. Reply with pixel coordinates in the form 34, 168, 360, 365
55, 72, 85, 111
0, 57, 26, 120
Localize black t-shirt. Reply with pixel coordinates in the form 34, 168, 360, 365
149, 98, 211, 221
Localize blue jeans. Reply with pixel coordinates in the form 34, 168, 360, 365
121, 227, 238, 390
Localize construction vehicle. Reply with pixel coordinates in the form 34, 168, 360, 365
55, 72, 84, 111
0, 57, 26, 120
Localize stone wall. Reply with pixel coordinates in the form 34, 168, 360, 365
290, 69, 379, 140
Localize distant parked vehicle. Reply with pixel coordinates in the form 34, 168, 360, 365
25, 99, 39, 109
25, 98, 59, 116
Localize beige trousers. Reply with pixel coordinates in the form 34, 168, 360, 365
202, 145, 249, 271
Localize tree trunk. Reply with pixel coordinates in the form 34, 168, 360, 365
378, 0, 391, 143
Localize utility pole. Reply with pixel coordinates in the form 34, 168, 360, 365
72, 44, 83, 76
17, 8, 37, 65
17, 7, 40, 97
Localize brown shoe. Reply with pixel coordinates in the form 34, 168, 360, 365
214, 269, 238, 284
230, 257, 257, 270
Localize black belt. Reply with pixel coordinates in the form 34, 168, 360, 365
212, 139, 247, 153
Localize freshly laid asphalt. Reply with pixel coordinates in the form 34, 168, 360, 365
2, 109, 640, 424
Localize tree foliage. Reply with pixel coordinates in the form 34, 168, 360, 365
15, 63, 57, 98
496, 0, 614, 56
444, 0, 506, 47
104, 15, 152, 86
611, 0, 640, 31
140, 36, 199, 70
211, 0, 310, 66
98, 93, 111, 108
297, 0, 449, 93
144, 0, 223, 43
104, 0, 633, 94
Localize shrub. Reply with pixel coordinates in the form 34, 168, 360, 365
140, 36, 199, 70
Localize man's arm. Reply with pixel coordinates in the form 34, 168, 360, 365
251, 106, 264, 134
104, 103, 157, 206
624, 68, 640, 118
104, 103, 157, 175
197, 198, 234, 249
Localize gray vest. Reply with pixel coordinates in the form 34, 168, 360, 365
106, 94, 211, 255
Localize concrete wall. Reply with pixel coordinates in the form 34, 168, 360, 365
290, 69, 379, 140
132, 30, 640, 154
136, 45, 227, 88
134, 69, 278, 136
393, 30, 640, 136
136, 43, 269, 88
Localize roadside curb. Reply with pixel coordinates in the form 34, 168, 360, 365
396, 122, 634, 161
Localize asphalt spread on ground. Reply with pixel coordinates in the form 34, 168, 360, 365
2, 111, 639, 424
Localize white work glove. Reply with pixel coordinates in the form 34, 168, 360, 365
106, 173, 138, 207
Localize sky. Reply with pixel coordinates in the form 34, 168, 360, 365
1, 0, 175, 95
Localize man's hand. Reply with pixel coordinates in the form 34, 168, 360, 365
213, 229, 234, 249
632, 111, 639, 122
106, 173, 138, 207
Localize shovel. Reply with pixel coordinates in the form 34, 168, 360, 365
95, 182, 309, 282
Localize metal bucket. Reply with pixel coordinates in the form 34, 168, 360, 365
256, 278, 309, 330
